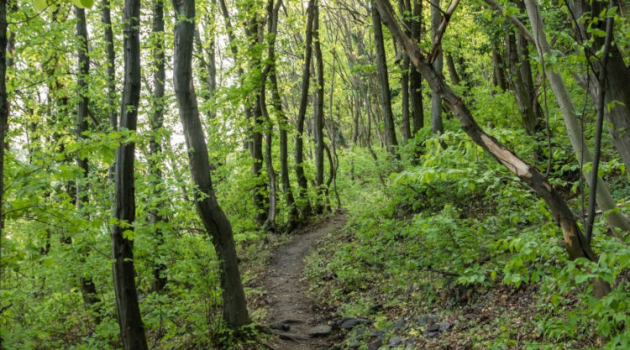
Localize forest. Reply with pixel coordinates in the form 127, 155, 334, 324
0, 0, 629, 348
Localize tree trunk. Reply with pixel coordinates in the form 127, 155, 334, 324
313, 3, 325, 212
525, 0, 630, 232
149, 0, 168, 293
266, 0, 298, 230
74, 5, 101, 310
491, 40, 507, 91
371, 0, 398, 156
410, 0, 424, 135
373, 0, 611, 297
0, 0, 8, 270
506, 32, 539, 135
430, 0, 444, 136
102, 0, 117, 183
295, 0, 316, 217
445, 53, 461, 85
398, 0, 411, 142
171, 0, 251, 328
110, 0, 149, 347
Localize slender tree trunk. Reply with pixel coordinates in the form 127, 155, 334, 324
171, 0, 251, 328
373, 0, 612, 297
491, 40, 507, 91
266, 0, 298, 230
371, 0, 398, 156
149, 0, 168, 293
398, 0, 411, 142
74, 6, 101, 310
110, 0, 149, 347
313, 3, 325, 212
445, 53, 461, 85
295, 0, 316, 217
260, 89, 278, 230
525, 0, 630, 232
506, 32, 539, 135
409, 0, 424, 135
0, 0, 9, 280
430, 0, 444, 136
102, 0, 117, 182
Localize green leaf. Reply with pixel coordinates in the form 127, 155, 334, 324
32, 0, 47, 11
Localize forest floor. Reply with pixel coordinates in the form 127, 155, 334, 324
263, 214, 347, 350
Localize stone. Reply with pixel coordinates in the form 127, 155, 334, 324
308, 325, 332, 338
427, 331, 439, 339
392, 319, 405, 331
269, 322, 290, 331
427, 324, 440, 332
388, 336, 404, 347
341, 317, 371, 330
368, 339, 383, 350
438, 322, 451, 332
370, 330, 385, 339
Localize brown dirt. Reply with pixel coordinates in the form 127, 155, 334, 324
264, 214, 346, 350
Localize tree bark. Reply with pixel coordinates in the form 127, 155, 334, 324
74, 5, 101, 310
371, 0, 398, 156
102, 0, 117, 183
398, 0, 411, 142
506, 32, 539, 135
313, 3, 325, 212
110, 0, 149, 347
430, 0, 444, 136
373, 0, 611, 297
295, 0, 317, 217
445, 53, 460, 85
171, 0, 251, 328
149, 0, 168, 293
0, 0, 8, 275
525, 0, 630, 232
410, 0, 424, 135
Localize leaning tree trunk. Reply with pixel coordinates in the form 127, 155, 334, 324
149, 0, 168, 293
74, 6, 100, 310
110, 0, 149, 347
171, 0, 251, 328
371, 0, 398, 156
524, 0, 630, 232
373, 0, 612, 297
295, 0, 317, 217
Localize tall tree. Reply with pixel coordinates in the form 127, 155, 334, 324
74, 5, 100, 310
0, 0, 9, 256
149, 0, 168, 293
102, 0, 117, 182
430, 0, 444, 136
171, 0, 251, 328
409, 0, 424, 136
313, 3, 325, 211
295, 0, 317, 217
110, 0, 149, 346
371, 0, 398, 156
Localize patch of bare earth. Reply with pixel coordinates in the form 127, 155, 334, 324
263, 214, 346, 350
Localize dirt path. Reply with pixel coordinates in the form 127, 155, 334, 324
264, 214, 346, 350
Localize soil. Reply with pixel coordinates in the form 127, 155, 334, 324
264, 214, 347, 350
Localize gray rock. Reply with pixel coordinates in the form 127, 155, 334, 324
392, 319, 405, 331
308, 325, 332, 338
269, 322, 290, 331
348, 341, 361, 349
427, 324, 440, 332
427, 331, 439, 338
388, 336, 404, 347
438, 322, 451, 332
341, 317, 371, 330
368, 339, 383, 350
